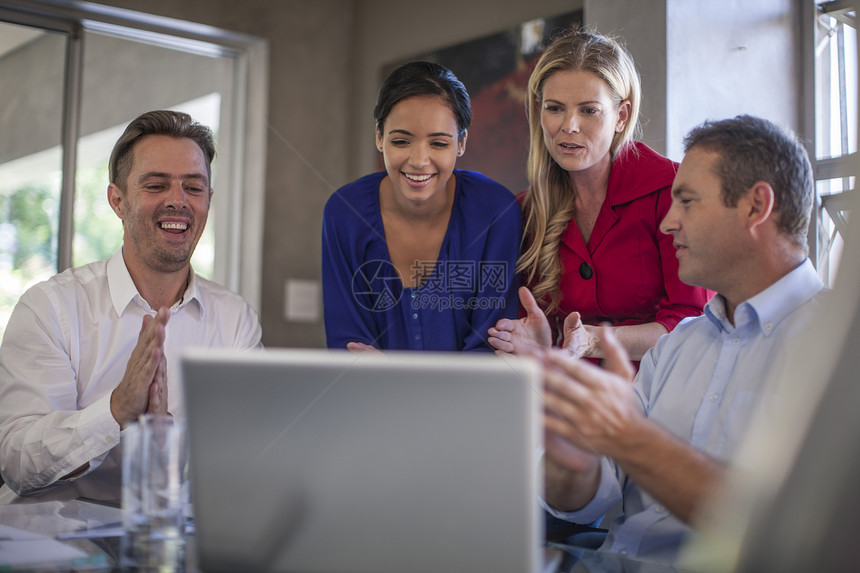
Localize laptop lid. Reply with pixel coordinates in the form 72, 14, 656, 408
181, 348, 542, 573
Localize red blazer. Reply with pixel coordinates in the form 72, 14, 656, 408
521, 142, 711, 342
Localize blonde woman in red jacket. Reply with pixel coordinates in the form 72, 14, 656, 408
488, 30, 710, 362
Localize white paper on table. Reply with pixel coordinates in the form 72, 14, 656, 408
0, 523, 88, 566
0, 499, 122, 538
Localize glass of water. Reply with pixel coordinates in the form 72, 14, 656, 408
121, 414, 187, 572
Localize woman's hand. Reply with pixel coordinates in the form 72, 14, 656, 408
560, 312, 600, 359
563, 320, 669, 362
487, 287, 552, 356
346, 342, 382, 353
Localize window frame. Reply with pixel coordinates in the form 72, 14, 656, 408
0, 0, 268, 310
806, 0, 857, 284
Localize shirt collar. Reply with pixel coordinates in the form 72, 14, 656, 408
704, 258, 823, 335
107, 249, 204, 318
181, 271, 205, 318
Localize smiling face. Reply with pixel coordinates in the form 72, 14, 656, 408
659, 148, 749, 293
108, 134, 211, 276
539, 69, 629, 180
376, 95, 465, 209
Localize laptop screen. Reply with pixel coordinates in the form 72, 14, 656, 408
181, 349, 542, 573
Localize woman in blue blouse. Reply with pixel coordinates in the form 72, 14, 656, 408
322, 61, 521, 351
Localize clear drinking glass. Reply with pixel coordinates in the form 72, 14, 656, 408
121, 414, 187, 571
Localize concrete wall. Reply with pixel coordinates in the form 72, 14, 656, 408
586, 0, 801, 162
665, 0, 800, 161
584, 0, 669, 154
91, 0, 579, 348
0, 24, 228, 164
350, 0, 581, 180
97, 0, 355, 348
8, 0, 803, 348
0, 31, 65, 163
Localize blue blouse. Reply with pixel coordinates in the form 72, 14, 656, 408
322, 169, 521, 351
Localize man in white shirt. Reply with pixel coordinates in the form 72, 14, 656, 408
537, 115, 823, 562
0, 110, 262, 503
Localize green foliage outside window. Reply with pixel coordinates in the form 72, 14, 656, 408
0, 181, 58, 341
73, 164, 122, 266
0, 164, 124, 340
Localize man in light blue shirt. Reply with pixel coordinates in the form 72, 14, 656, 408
541, 115, 824, 563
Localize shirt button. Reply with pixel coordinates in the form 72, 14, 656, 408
733, 339, 740, 345
411, 292, 417, 299
412, 313, 418, 319
710, 394, 719, 402
106, 435, 116, 444
655, 505, 665, 513
765, 322, 772, 330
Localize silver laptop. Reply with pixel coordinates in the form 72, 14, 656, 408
181, 348, 543, 573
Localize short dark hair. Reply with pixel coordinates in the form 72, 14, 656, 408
373, 61, 471, 140
109, 110, 216, 190
684, 115, 814, 251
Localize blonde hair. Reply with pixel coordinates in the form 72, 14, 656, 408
519, 30, 641, 315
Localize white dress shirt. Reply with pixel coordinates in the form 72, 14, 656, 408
0, 250, 262, 503
544, 259, 825, 562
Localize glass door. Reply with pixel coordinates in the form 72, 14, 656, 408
0, 21, 68, 338
0, 2, 265, 340
74, 28, 237, 279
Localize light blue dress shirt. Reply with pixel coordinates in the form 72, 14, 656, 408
545, 259, 825, 562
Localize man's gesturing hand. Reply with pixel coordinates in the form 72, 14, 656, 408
110, 308, 170, 428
